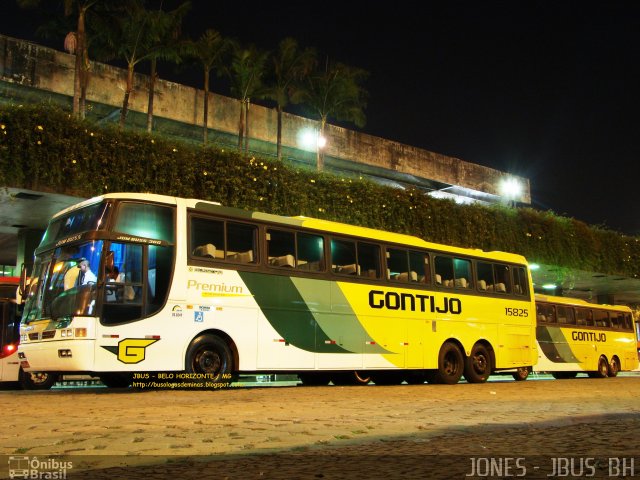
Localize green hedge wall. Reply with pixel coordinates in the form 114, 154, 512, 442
1, 104, 638, 278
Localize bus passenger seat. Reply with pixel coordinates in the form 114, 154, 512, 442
478, 280, 487, 291
435, 274, 442, 285
495, 283, 507, 293
339, 264, 359, 275
235, 251, 254, 263
455, 278, 468, 288
270, 254, 294, 267
396, 271, 418, 282
193, 244, 216, 258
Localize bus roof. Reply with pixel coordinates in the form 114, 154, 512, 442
535, 293, 633, 313
53, 192, 530, 266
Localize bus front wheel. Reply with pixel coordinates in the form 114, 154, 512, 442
186, 334, 233, 382
19, 369, 58, 390
463, 343, 492, 383
433, 342, 464, 384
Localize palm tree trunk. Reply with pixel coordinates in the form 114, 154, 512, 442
203, 69, 210, 145
72, 8, 87, 118
146, 58, 157, 133
244, 99, 250, 157
237, 99, 245, 150
317, 117, 327, 171
120, 63, 135, 127
276, 105, 283, 160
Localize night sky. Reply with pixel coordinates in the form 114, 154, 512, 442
2, 1, 639, 235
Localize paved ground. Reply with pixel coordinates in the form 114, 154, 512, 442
2, 374, 639, 479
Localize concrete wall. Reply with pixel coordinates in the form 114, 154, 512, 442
0, 34, 530, 203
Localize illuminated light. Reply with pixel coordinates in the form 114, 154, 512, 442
3, 343, 17, 356
529, 263, 540, 271
542, 284, 557, 290
146, 335, 161, 339
297, 128, 327, 152
499, 177, 522, 201
75, 328, 87, 338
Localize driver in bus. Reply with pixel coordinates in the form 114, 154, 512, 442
77, 258, 97, 286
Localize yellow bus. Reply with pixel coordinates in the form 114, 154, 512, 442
18, 193, 537, 387
534, 294, 638, 378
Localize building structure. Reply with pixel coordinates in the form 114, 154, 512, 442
0, 34, 638, 305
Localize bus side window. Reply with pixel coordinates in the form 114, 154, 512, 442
331, 239, 357, 275
594, 310, 610, 328
585, 310, 594, 327
296, 232, 324, 272
358, 242, 381, 279
267, 229, 295, 267
476, 261, 494, 293
434, 256, 454, 288
493, 264, 512, 294
409, 250, 430, 284
575, 308, 587, 326
512, 267, 528, 295
557, 306, 575, 325
190, 217, 224, 259
537, 303, 555, 323
453, 257, 472, 289
227, 222, 256, 263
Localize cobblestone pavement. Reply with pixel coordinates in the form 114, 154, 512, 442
2, 374, 639, 479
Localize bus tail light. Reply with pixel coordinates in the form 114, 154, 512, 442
75, 328, 87, 338
0, 343, 17, 359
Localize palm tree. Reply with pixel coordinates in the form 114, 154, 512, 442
144, 1, 191, 133
18, 0, 113, 119
100, 1, 167, 126
185, 29, 232, 144
226, 44, 269, 155
263, 38, 316, 160
295, 59, 369, 171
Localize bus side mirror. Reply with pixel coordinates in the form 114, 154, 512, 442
18, 263, 28, 305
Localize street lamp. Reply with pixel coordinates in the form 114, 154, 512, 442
499, 177, 522, 206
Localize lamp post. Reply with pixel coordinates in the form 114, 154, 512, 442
499, 177, 522, 207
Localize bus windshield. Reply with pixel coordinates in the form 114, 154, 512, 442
41, 202, 111, 246
22, 240, 104, 324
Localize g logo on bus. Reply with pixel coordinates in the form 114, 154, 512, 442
102, 338, 159, 364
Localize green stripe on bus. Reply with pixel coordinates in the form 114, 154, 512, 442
238, 272, 352, 353
291, 277, 390, 354
536, 326, 580, 363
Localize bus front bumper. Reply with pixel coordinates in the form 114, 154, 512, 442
19, 339, 95, 373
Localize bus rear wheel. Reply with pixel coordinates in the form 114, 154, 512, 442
512, 366, 531, 381
433, 342, 464, 384
588, 356, 609, 378
608, 357, 621, 377
19, 369, 58, 390
186, 334, 233, 382
463, 343, 492, 383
